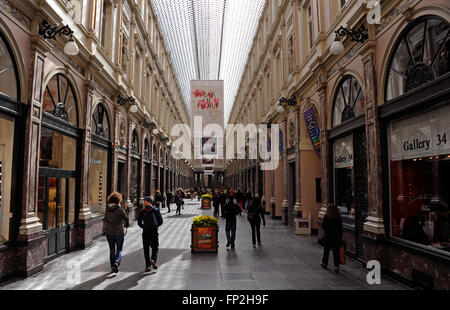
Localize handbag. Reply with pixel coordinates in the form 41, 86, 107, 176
339, 241, 347, 265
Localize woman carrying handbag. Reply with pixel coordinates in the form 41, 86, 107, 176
320, 204, 343, 273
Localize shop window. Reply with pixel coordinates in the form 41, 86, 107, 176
333, 135, 355, 226
388, 104, 450, 253
386, 16, 450, 101
39, 127, 77, 171
332, 75, 365, 127
152, 143, 157, 162
0, 114, 14, 243
92, 103, 110, 140
42, 74, 78, 126
88, 145, 108, 216
0, 32, 19, 101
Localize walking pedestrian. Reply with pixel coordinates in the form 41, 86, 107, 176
175, 188, 184, 215
245, 190, 253, 213
154, 190, 163, 209
235, 188, 244, 215
190, 187, 195, 201
166, 190, 173, 213
219, 189, 227, 218
247, 195, 266, 247
103, 192, 129, 273
224, 194, 241, 249
213, 190, 221, 218
320, 204, 343, 273
138, 196, 163, 272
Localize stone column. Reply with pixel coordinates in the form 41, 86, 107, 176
76, 79, 95, 248
126, 115, 132, 206
318, 82, 329, 219
281, 119, 289, 226
16, 28, 50, 276
360, 25, 385, 238
139, 125, 145, 206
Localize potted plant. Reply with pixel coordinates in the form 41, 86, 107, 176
201, 193, 213, 209
191, 215, 219, 253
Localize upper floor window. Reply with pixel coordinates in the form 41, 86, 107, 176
386, 16, 450, 101
0, 32, 19, 101
332, 75, 365, 127
43, 74, 78, 126
144, 138, 150, 158
131, 129, 139, 153
308, 5, 313, 49
92, 103, 110, 140
101, 0, 113, 55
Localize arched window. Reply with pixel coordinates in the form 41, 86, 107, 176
43, 74, 78, 126
0, 31, 19, 101
152, 143, 157, 161
386, 16, 450, 101
159, 148, 163, 164
92, 103, 110, 140
144, 138, 150, 158
332, 75, 365, 127
131, 129, 139, 153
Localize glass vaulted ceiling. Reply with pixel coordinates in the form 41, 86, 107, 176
151, 0, 266, 123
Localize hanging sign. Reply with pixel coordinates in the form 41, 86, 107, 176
303, 106, 321, 158
389, 105, 450, 161
334, 135, 353, 168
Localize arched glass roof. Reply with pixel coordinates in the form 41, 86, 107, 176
151, 0, 266, 123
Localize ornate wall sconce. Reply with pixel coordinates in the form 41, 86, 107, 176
277, 95, 298, 113
330, 25, 369, 55
118, 95, 138, 113
39, 20, 79, 55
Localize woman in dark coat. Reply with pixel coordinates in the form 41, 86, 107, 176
174, 188, 184, 216
247, 195, 266, 247
154, 190, 163, 209
321, 204, 343, 273
212, 190, 221, 217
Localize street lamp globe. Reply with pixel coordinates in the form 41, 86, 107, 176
130, 104, 138, 113
152, 128, 159, 135
64, 37, 79, 56
330, 39, 345, 55
276, 104, 285, 114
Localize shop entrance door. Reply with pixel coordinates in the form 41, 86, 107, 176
353, 128, 368, 259
38, 171, 76, 258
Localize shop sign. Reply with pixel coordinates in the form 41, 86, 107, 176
389, 105, 450, 161
303, 106, 321, 158
197, 227, 213, 249
334, 135, 353, 168
90, 158, 101, 164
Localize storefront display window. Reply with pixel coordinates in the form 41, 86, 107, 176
389, 104, 450, 252
92, 103, 110, 140
88, 145, 108, 216
0, 114, 14, 243
39, 127, 77, 171
386, 16, 450, 101
333, 135, 355, 226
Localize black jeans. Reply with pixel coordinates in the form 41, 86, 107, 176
166, 201, 171, 212
176, 203, 182, 215
213, 205, 219, 217
250, 222, 261, 244
225, 221, 237, 243
322, 245, 340, 267
142, 229, 159, 267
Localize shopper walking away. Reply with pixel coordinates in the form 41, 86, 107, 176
154, 190, 163, 209
320, 204, 343, 273
166, 190, 173, 213
224, 194, 241, 249
138, 196, 163, 272
245, 190, 253, 213
175, 188, 184, 215
247, 195, 266, 247
213, 190, 221, 218
103, 192, 129, 273
220, 190, 227, 218
235, 189, 244, 215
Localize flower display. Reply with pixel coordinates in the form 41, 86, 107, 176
192, 215, 219, 227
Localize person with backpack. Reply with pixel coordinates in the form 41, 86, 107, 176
103, 192, 129, 273
138, 196, 163, 272
174, 188, 185, 216
320, 204, 343, 273
247, 195, 266, 248
166, 190, 173, 213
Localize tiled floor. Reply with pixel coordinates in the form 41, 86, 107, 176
0, 200, 407, 290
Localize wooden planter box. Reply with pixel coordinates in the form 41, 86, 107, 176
201, 198, 211, 209
191, 225, 218, 253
